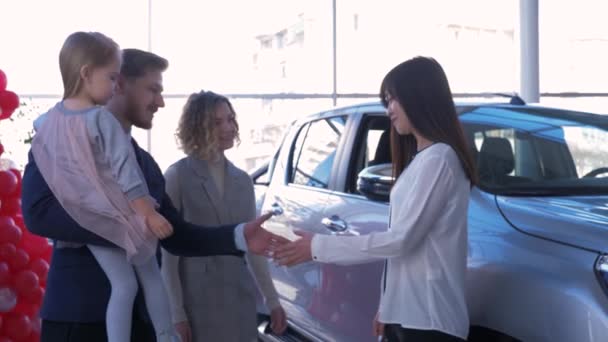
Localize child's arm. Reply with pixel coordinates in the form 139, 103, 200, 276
91, 109, 176, 238
90, 108, 150, 205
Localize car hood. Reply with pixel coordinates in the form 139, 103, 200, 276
496, 196, 608, 253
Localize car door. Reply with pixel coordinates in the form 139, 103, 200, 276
314, 111, 391, 342
261, 114, 348, 338
251, 162, 271, 216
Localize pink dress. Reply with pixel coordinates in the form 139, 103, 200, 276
31, 104, 158, 264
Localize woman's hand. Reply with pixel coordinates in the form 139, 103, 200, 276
273, 230, 314, 266
372, 311, 384, 338
270, 306, 288, 335
174, 320, 192, 342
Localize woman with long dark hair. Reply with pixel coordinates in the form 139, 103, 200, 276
273, 57, 477, 342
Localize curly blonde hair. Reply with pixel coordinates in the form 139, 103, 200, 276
176, 90, 240, 160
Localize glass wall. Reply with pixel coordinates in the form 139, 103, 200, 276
335, 0, 518, 94
539, 0, 608, 93
150, 97, 334, 172
1, 0, 606, 172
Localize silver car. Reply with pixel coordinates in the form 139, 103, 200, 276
255, 100, 608, 342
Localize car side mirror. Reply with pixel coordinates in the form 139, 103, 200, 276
356, 163, 394, 202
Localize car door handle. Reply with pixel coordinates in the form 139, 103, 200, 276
322, 215, 347, 232
270, 203, 284, 216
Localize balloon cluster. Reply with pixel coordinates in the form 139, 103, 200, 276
0, 69, 52, 342
0, 71, 19, 121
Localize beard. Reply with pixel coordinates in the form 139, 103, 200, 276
125, 100, 153, 130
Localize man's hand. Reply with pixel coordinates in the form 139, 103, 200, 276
174, 321, 192, 342
273, 230, 313, 266
244, 212, 289, 255
270, 306, 287, 335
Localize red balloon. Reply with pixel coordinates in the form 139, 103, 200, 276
28, 259, 48, 284
40, 244, 52, 263
27, 315, 41, 342
19, 236, 48, 260
0, 337, 13, 342
0, 69, 6, 91
0, 91, 19, 120
0, 218, 21, 246
0, 262, 10, 285
11, 215, 24, 231
11, 300, 36, 317
0, 287, 17, 312
8, 169, 20, 183
3, 313, 32, 340
0, 171, 17, 197
23, 286, 43, 306
0, 244, 16, 264
23, 315, 42, 342
8, 249, 29, 271
7, 170, 21, 199
0, 216, 15, 227
29, 314, 40, 332
0, 198, 20, 216
13, 270, 39, 297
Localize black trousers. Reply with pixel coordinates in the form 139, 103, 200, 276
41, 316, 156, 342
384, 324, 465, 342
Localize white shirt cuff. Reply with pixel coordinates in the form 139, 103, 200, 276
171, 307, 188, 324
265, 297, 281, 311
234, 223, 247, 252
311, 234, 324, 262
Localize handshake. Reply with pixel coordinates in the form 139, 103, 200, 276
242, 208, 314, 267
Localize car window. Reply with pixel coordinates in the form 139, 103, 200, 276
461, 107, 608, 195
290, 116, 346, 189
253, 166, 270, 185
346, 115, 391, 194
562, 126, 608, 177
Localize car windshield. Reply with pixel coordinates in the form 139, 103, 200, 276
460, 106, 608, 196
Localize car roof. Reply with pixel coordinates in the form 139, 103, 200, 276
294, 100, 608, 130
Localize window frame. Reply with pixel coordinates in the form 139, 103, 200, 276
287, 114, 348, 190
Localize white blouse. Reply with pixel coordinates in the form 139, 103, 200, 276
311, 143, 470, 339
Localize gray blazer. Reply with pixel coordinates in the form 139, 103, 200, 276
161, 157, 273, 342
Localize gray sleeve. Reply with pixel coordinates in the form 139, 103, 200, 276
163, 164, 182, 212
242, 175, 280, 309
161, 163, 188, 322
86, 108, 148, 200
33, 113, 47, 132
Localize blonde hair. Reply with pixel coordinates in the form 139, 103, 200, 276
59, 32, 120, 99
176, 91, 240, 160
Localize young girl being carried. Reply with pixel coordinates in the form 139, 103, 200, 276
32, 31, 180, 342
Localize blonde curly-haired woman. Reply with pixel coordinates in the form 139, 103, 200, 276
161, 90, 287, 342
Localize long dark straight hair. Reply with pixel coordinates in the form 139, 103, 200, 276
380, 57, 478, 185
